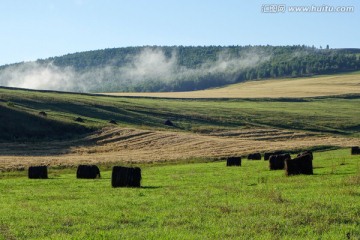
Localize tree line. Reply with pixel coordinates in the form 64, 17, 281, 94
3, 45, 360, 92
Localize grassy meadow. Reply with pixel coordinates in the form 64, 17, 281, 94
0, 149, 359, 239
1, 87, 359, 140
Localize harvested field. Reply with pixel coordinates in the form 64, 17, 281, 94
207, 128, 316, 140
1, 127, 359, 171
103, 72, 360, 98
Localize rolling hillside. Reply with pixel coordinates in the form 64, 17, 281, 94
104, 71, 360, 98
0, 87, 359, 170
1, 86, 360, 139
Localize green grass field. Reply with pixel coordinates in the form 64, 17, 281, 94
1, 149, 359, 239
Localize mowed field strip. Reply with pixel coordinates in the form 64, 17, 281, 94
1, 127, 359, 170
103, 72, 360, 98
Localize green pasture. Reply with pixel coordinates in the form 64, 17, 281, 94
0, 149, 359, 239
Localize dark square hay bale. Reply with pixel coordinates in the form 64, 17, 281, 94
269, 153, 290, 170
75, 117, 84, 122
28, 166, 48, 179
38, 111, 47, 117
351, 146, 360, 155
226, 157, 241, 166
285, 159, 300, 175
164, 119, 174, 127
112, 166, 142, 188
285, 153, 313, 176
297, 154, 313, 175
77, 165, 101, 179
247, 153, 262, 160
264, 151, 284, 160
264, 152, 273, 160
297, 151, 313, 158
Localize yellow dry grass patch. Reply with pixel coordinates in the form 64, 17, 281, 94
103, 72, 360, 98
1, 127, 359, 170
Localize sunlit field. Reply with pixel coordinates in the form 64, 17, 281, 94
0, 149, 359, 239
104, 72, 360, 98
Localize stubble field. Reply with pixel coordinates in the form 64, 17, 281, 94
103, 71, 360, 98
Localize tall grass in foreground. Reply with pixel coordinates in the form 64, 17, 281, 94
0, 149, 359, 239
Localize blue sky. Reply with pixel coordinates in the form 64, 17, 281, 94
0, 0, 359, 65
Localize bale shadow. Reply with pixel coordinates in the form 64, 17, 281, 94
313, 172, 353, 176
141, 186, 162, 189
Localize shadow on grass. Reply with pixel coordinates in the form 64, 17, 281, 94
313, 172, 354, 176
0, 105, 91, 142
141, 186, 162, 189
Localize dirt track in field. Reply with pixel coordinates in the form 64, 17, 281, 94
0, 127, 359, 171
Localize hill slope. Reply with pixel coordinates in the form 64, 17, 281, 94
0, 87, 359, 141
104, 71, 360, 98
0, 87, 359, 169
1, 45, 360, 92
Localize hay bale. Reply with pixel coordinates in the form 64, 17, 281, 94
285, 153, 313, 176
264, 152, 273, 160
76, 165, 101, 179
297, 150, 313, 158
28, 166, 48, 179
269, 153, 290, 170
265, 150, 286, 160
297, 153, 313, 175
109, 119, 117, 124
75, 117, 84, 122
253, 153, 261, 160
112, 166, 141, 188
38, 111, 47, 117
285, 158, 300, 175
164, 119, 174, 127
351, 146, 360, 155
226, 157, 241, 166
247, 153, 261, 160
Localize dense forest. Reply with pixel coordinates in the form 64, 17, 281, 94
1, 45, 360, 92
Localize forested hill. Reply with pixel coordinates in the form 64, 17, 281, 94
1, 45, 360, 92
